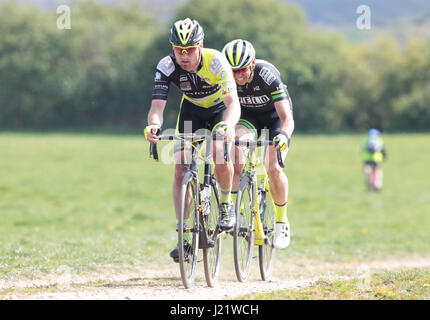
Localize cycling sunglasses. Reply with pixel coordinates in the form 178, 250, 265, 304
172, 45, 199, 55
232, 66, 250, 75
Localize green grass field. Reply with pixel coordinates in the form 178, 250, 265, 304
1, 132, 429, 297
238, 267, 430, 300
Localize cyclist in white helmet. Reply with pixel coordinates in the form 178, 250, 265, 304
222, 39, 295, 249
362, 128, 387, 191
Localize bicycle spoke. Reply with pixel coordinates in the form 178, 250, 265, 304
203, 182, 222, 287
259, 189, 275, 281
233, 179, 255, 282
179, 175, 199, 289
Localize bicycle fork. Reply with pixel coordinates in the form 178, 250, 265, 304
254, 169, 273, 246
253, 181, 265, 246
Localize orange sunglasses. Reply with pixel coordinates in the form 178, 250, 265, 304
173, 45, 199, 55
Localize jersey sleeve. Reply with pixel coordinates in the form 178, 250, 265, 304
269, 80, 294, 115
151, 56, 175, 100
258, 65, 289, 103
270, 82, 289, 103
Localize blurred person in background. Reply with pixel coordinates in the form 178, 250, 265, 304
362, 128, 387, 191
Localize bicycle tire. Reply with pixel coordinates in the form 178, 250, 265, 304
258, 188, 276, 281
178, 171, 200, 289
233, 176, 255, 282
202, 179, 222, 287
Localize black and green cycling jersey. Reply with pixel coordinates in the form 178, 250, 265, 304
236, 59, 292, 113
236, 59, 293, 140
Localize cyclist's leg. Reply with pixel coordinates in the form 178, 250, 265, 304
363, 161, 373, 189
266, 147, 289, 222
263, 115, 290, 249
208, 104, 235, 230
232, 115, 258, 206
231, 109, 261, 203
263, 115, 288, 220
374, 163, 383, 190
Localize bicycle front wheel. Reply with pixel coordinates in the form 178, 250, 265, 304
202, 179, 222, 287
178, 172, 200, 289
233, 176, 255, 282
258, 189, 276, 281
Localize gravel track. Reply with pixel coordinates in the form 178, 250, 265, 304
3, 256, 430, 300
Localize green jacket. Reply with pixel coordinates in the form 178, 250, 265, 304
362, 137, 386, 163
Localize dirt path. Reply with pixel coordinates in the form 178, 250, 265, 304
3, 257, 430, 300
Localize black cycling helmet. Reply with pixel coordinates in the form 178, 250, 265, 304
169, 18, 204, 47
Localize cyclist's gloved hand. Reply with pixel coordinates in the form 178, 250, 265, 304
215, 122, 235, 143
273, 131, 290, 152
144, 124, 160, 142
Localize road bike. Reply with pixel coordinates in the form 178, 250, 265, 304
232, 139, 284, 282
150, 134, 229, 288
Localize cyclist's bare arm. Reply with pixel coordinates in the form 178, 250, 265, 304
274, 99, 294, 140
221, 94, 241, 128
146, 99, 166, 143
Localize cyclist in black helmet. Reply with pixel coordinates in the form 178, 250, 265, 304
222, 39, 295, 249
145, 19, 241, 262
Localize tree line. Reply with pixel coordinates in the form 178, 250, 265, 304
0, 0, 429, 132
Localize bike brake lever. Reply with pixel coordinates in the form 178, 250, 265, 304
223, 142, 230, 163
149, 142, 159, 161
277, 149, 284, 168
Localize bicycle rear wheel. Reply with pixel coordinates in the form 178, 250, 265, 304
178, 172, 200, 289
233, 176, 255, 282
202, 179, 222, 287
258, 189, 276, 281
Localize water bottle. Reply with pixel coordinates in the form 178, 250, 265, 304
200, 186, 211, 215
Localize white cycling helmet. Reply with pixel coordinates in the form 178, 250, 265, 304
368, 128, 380, 136
222, 39, 255, 70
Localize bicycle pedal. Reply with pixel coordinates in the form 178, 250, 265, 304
207, 239, 215, 248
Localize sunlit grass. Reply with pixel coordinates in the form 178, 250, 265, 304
0, 132, 429, 281
238, 267, 430, 300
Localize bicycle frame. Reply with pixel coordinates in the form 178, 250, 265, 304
240, 141, 277, 246
188, 139, 228, 249
150, 134, 226, 248
233, 139, 283, 282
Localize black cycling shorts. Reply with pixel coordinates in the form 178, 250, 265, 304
237, 108, 281, 140
175, 97, 226, 152
176, 97, 226, 135
364, 160, 380, 168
